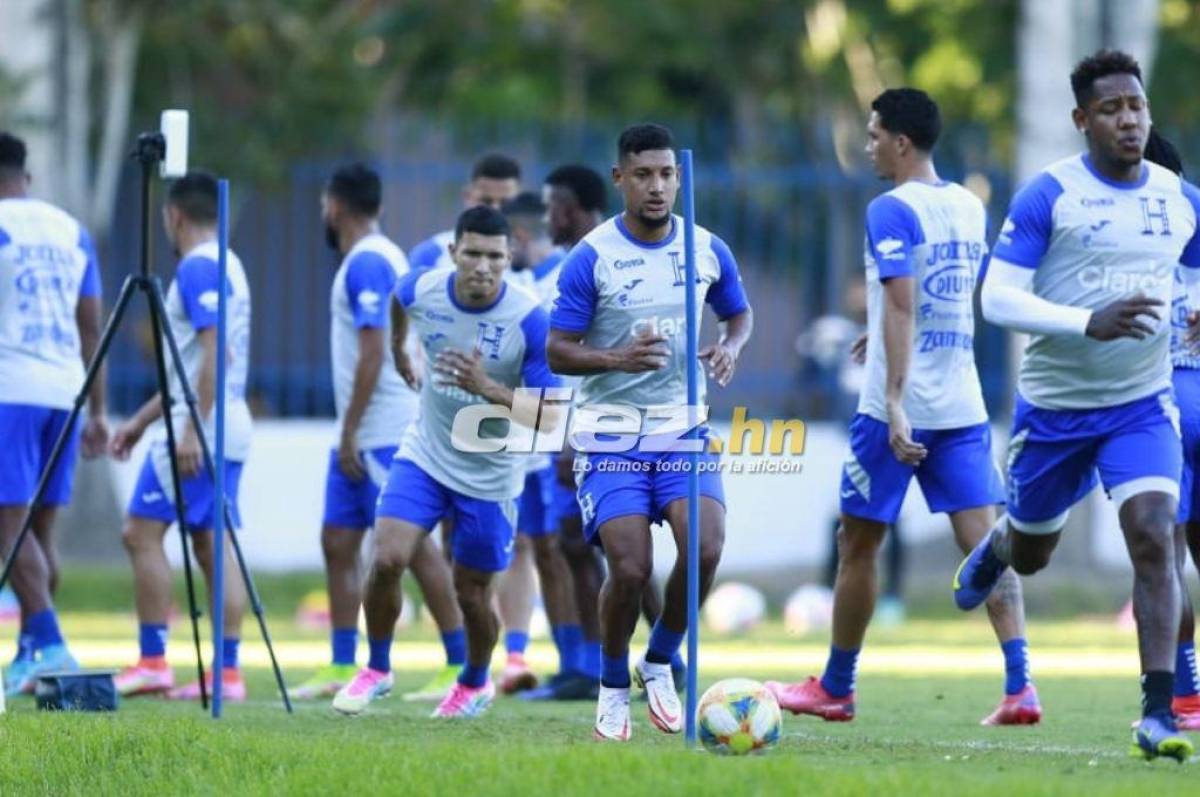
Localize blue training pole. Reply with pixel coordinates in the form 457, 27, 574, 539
212, 179, 229, 718
681, 150, 701, 746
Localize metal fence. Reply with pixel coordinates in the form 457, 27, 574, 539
96, 117, 1014, 421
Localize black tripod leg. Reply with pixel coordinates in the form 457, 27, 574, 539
149, 281, 293, 713
0, 276, 140, 595
144, 276, 209, 710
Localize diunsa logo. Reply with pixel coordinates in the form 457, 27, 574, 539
922, 264, 974, 302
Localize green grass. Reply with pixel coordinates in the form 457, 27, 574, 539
0, 610, 1195, 795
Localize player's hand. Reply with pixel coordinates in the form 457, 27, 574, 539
434, 348, 491, 396
80, 414, 110, 459
1186, 310, 1200, 351
1085, 293, 1163, 341
337, 437, 367, 482
616, 330, 669, 373
886, 401, 927, 466
108, 420, 144, 461
850, 333, 868, 365
699, 342, 738, 387
394, 349, 421, 390
176, 430, 203, 478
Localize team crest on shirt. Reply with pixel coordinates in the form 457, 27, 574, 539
475, 322, 506, 360
358, 289, 382, 313
198, 290, 220, 312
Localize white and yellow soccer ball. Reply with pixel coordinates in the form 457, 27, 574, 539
703, 582, 767, 636
696, 678, 782, 755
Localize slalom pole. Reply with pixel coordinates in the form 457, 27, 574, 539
211, 179, 229, 717
681, 149, 701, 746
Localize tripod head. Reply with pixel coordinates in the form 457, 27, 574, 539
132, 131, 167, 167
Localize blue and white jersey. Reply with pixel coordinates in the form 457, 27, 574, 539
162, 241, 252, 461
394, 267, 561, 501
549, 215, 749, 422
330, 233, 420, 449
994, 154, 1200, 409
530, 249, 566, 310
859, 181, 989, 430
1171, 180, 1200, 371
0, 198, 101, 409
408, 229, 455, 271
508, 250, 564, 472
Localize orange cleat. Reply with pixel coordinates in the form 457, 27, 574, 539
764, 676, 855, 721
980, 684, 1042, 726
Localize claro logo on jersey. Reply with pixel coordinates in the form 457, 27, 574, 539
1077, 262, 1172, 293
630, 315, 687, 338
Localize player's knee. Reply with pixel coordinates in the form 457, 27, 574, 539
121, 521, 156, 555
608, 554, 652, 591
371, 538, 410, 576
698, 530, 724, 574
1009, 544, 1052, 576
320, 528, 358, 565
1127, 528, 1174, 572
836, 524, 881, 562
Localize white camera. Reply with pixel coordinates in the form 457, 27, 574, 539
159, 109, 189, 178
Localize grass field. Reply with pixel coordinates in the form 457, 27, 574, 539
0, 573, 1195, 795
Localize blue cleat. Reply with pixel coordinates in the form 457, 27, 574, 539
519, 671, 598, 701
4, 657, 39, 697
953, 530, 1008, 611
1131, 713, 1194, 762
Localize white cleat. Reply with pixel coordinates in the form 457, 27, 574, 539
635, 658, 683, 734
332, 667, 394, 716
593, 685, 632, 741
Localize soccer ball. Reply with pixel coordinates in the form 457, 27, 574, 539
783, 584, 834, 636
696, 678, 783, 755
703, 582, 767, 636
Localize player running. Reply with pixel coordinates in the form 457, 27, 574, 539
288, 163, 468, 701
110, 172, 253, 701
0, 131, 108, 695
765, 89, 1039, 727
408, 153, 522, 271
953, 50, 1200, 761
332, 205, 562, 718
493, 192, 582, 694
547, 124, 753, 740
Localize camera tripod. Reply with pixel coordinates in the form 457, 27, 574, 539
0, 132, 292, 713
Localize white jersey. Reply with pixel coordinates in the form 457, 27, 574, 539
408, 229, 455, 271
394, 267, 560, 500
0, 198, 101, 409
858, 181, 989, 429
548, 215, 749, 425
330, 233, 419, 449
161, 241, 253, 461
993, 154, 1200, 408
1170, 180, 1200, 370
506, 251, 563, 472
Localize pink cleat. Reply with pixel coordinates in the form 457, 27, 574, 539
167, 668, 246, 702
498, 654, 539, 695
980, 684, 1042, 726
331, 667, 394, 715
431, 680, 495, 718
1173, 694, 1200, 731
765, 677, 855, 721
114, 658, 175, 697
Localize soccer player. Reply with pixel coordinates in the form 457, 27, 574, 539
332, 205, 562, 718
547, 124, 753, 740
408, 153, 522, 271
953, 51, 1200, 761
110, 172, 253, 701
288, 163, 468, 701
493, 191, 584, 694
0, 131, 108, 695
1141, 129, 1200, 730
764, 88, 1038, 726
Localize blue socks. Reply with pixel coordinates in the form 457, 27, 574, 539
27, 609, 64, 651
458, 662, 489, 688
1176, 641, 1200, 698
552, 624, 582, 673
139, 623, 168, 659
332, 627, 357, 666
646, 620, 686, 665
222, 637, 240, 670
368, 636, 392, 673
1001, 637, 1031, 696
442, 627, 467, 666
820, 646, 860, 698
504, 629, 529, 658
581, 639, 602, 679
602, 652, 631, 688
13, 626, 34, 664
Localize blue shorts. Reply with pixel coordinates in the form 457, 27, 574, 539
574, 440, 725, 545
840, 415, 1004, 524
0, 403, 81, 506
322, 445, 398, 529
518, 465, 558, 536
127, 443, 244, 532
375, 458, 517, 573
1175, 370, 1200, 523
1006, 390, 1181, 533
